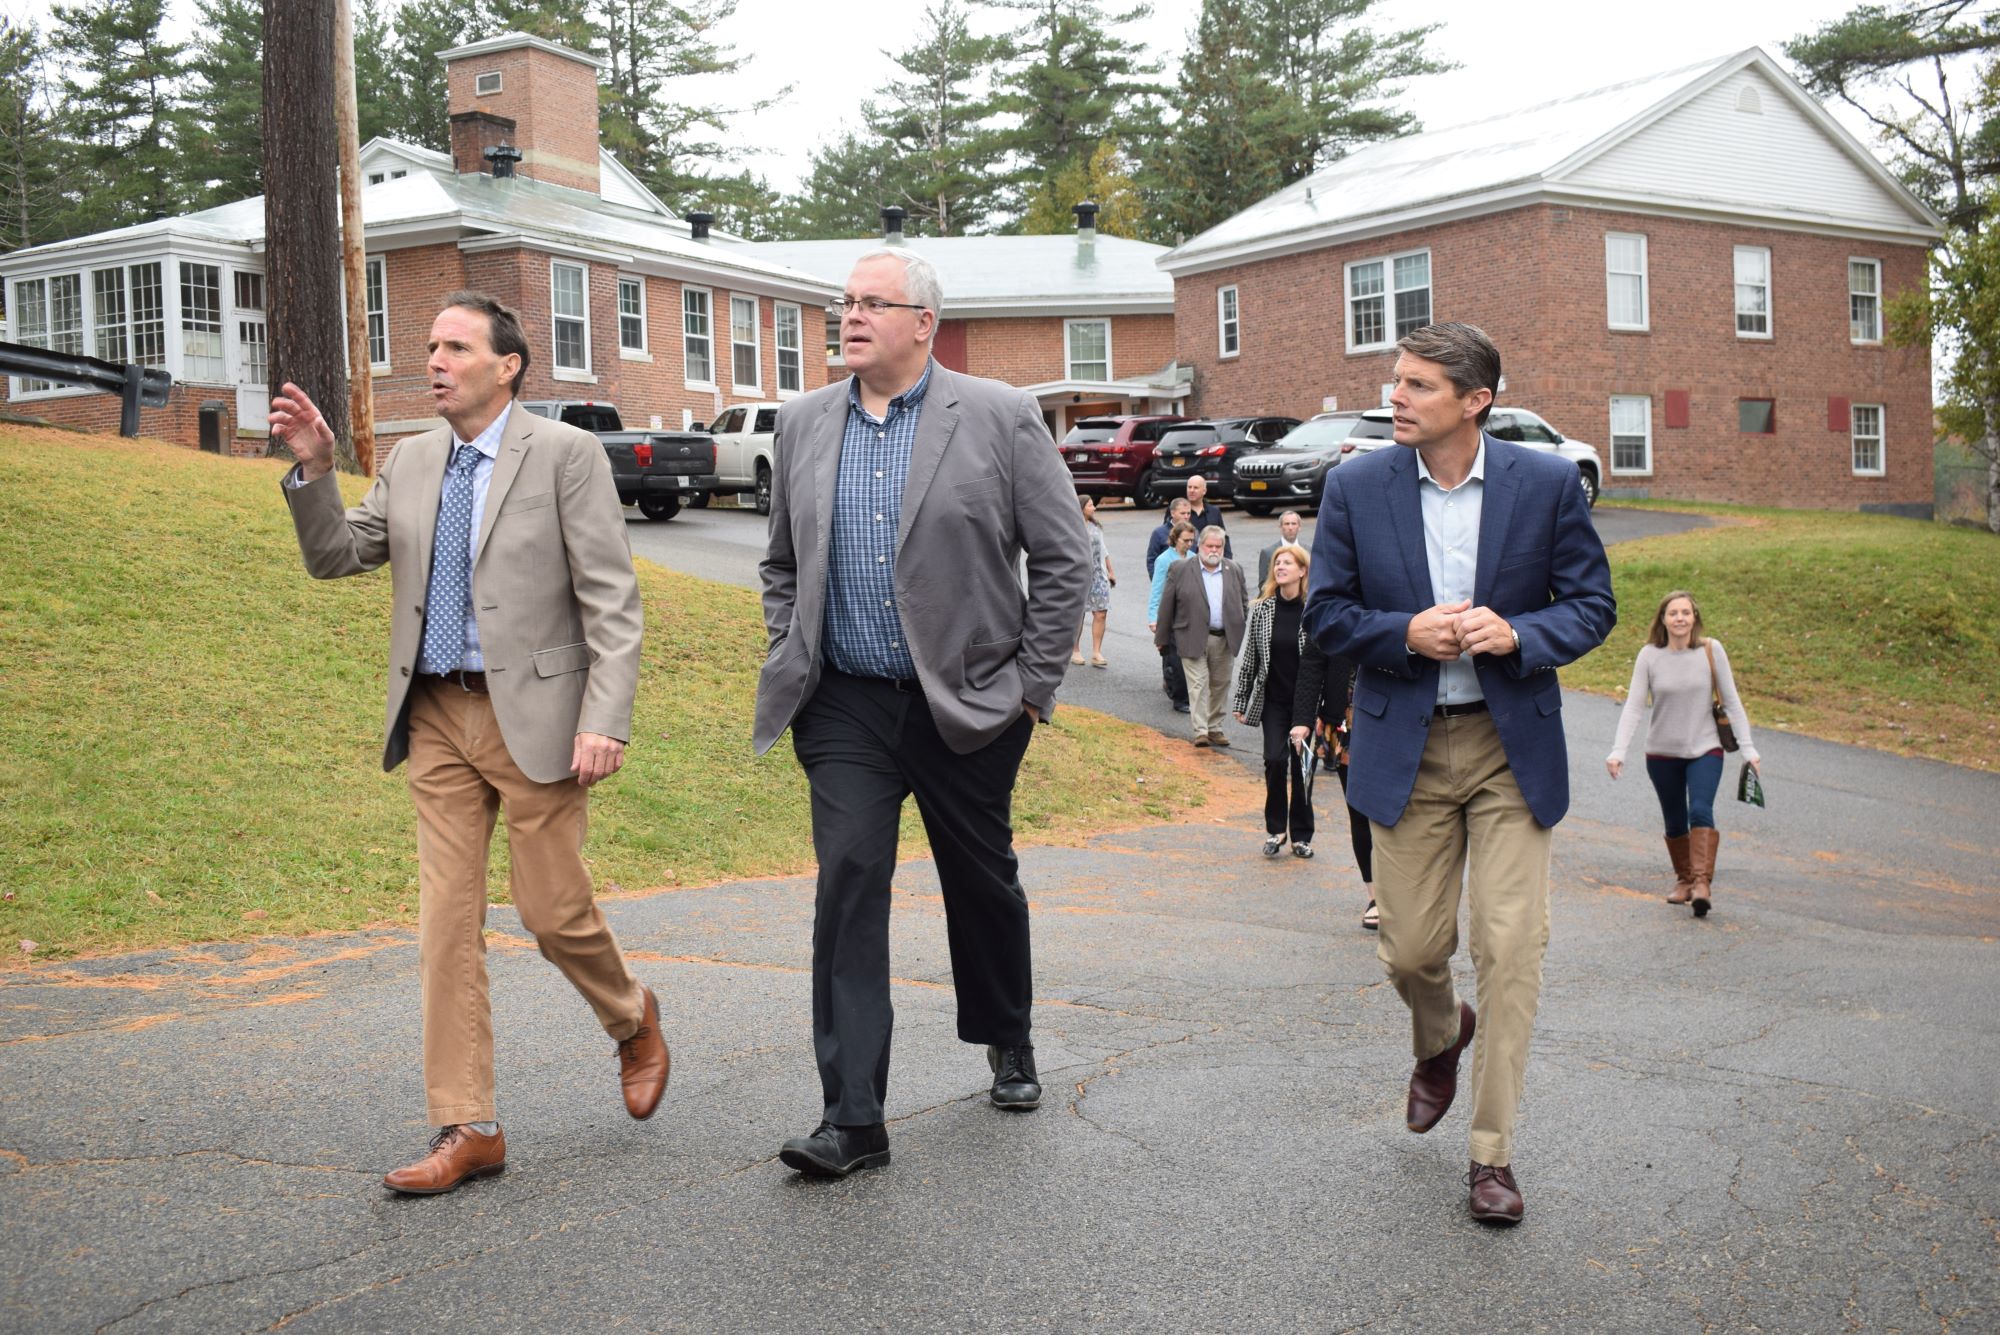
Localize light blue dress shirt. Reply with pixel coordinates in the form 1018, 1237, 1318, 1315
1415, 438, 1485, 705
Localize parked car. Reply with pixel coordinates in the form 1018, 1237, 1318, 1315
518, 399, 716, 521
1343, 406, 1603, 505
1055, 414, 1189, 506
697, 401, 782, 514
1149, 416, 1302, 502
1231, 411, 1392, 514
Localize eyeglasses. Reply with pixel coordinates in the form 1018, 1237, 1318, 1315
832, 296, 927, 316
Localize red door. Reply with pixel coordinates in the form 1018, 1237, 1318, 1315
933, 319, 968, 372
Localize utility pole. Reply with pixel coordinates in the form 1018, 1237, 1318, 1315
333, 0, 374, 475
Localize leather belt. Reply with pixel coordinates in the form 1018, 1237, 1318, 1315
1208, 628, 1227, 636
419, 670, 489, 694
1434, 698, 1489, 718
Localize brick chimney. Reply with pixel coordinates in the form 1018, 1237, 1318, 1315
441, 32, 605, 195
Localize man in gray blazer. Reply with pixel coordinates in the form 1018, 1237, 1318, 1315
754, 249, 1089, 1176
1155, 526, 1249, 747
270, 292, 669, 1196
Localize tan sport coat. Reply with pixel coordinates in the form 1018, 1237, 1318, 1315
753, 365, 1090, 756
1155, 556, 1248, 660
283, 406, 643, 784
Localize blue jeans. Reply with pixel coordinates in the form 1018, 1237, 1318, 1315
1645, 751, 1724, 837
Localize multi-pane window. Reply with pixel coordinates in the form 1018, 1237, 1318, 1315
130, 263, 164, 367
1605, 233, 1648, 330
179, 262, 225, 381
234, 271, 266, 384
1849, 259, 1882, 342
683, 287, 712, 384
92, 268, 128, 362
730, 294, 760, 388
775, 302, 802, 393
1734, 246, 1771, 337
234, 272, 263, 312
364, 256, 388, 367
1346, 249, 1430, 350
1066, 319, 1109, 380
1217, 285, 1240, 357
617, 276, 646, 353
13, 278, 51, 390
1851, 403, 1884, 475
49, 274, 84, 365
1609, 395, 1652, 474
552, 261, 588, 372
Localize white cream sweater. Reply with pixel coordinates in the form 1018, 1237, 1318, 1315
1608, 639, 1760, 763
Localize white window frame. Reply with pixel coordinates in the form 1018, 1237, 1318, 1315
683, 286, 714, 388
1344, 247, 1431, 353
366, 171, 385, 186
1065, 317, 1111, 380
364, 256, 389, 370
550, 260, 592, 379
617, 275, 649, 359
475, 70, 502, 96
729, 293, 761, 393
1609, 395, 1653, 476
1217, 284, 1240, 359
1605, 233, 1649, 331
1734, 245, 1772, 339
775, 301, 803, 395
179, 261, 226, 384
1849, 257, 1882, 344
1851, 403, 1885, 476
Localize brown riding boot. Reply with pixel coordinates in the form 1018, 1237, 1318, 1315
1664, 833, 1694, 904
1688, 827, 1719, 917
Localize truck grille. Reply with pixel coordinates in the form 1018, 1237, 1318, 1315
1236, 459, 1286, 479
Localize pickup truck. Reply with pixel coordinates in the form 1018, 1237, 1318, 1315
518, 400, 717, 521
697, 401, 782, 514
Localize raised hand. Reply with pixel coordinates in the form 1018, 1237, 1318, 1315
269, 382, 338, 481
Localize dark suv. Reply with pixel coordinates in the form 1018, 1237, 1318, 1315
1150, 416, 1302, 502
1056, 415, 1189, 506
1232, 411, 1394, 514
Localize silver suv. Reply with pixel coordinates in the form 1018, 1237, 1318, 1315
1346, 407, 1603, 506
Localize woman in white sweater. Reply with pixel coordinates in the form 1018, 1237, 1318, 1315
1606, 590, 1760, 917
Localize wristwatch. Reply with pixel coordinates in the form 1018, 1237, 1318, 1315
1509, 625, 1521, 654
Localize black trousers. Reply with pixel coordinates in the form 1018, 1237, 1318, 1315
790, 670, 1037, 1126
1160, 646, 1188, 706
1261, 712, 1314, 841
1334, 762, 1373, 883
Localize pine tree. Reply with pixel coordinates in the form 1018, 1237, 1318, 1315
381, 0, 481, 150
1244, 0, 1448, 180
353, 0, 399, 147
485, 0, 600, 51
49, 0, 188, 234
0, 15, 64, 251
866, 0, 1012, 235
182, 0, 263, 208
774, 130, 913, 239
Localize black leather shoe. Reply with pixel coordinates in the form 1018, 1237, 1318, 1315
778, 1121, 889, 1177
987, 1042, 1041, 1110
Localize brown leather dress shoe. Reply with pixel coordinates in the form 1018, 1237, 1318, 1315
618, 985, 671, 1119
382, 1124, 506, 1195
1406, 1001, 1476, 1133
1468, 1160, 1525, 1225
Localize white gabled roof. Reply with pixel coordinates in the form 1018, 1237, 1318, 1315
1160, 48, 1944, 277
745, 233, 1173, 317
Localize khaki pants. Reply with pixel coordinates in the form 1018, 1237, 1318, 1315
406, 679, 645, 1126
1181, 633, 1234, 739
1369, 711, 1551, 1168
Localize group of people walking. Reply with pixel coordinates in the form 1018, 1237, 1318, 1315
271, 250, 1756, 1232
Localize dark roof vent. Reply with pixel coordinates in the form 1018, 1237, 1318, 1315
881, 205, 907, 243
484, 144, 523, 178
686, 210, 713, 241
1073, 200, 1099, 234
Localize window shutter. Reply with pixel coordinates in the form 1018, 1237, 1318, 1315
1827, 396, 1850, 431
1665, 390, 1690, 429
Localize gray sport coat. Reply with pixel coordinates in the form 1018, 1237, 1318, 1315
753, 365, 1090, 756
1154, 555, 1249, 660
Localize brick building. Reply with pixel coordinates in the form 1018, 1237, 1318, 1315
750, 209, 1185, 439
1159, 49, 1944, 514
0, 32, 838, 455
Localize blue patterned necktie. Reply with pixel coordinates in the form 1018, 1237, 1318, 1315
419, 443, 479, 675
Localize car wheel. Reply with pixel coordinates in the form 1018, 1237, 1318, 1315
754, 464, 773, 516
1578, 468, 1599, 507
1132, 469, 1160, 508
685, 490, 710, 509
1241, 502, 1273, 517
637, 494, 681, 521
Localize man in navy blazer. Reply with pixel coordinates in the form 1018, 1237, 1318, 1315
1305, 322, 1614, 1226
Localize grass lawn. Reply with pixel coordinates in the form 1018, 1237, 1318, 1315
0, 428, 1256, 961
1576, 500, 1999, 770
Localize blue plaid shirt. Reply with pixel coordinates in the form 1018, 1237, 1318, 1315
822, 360, 933, 679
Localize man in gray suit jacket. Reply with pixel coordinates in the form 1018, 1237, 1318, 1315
754, 249, 1089, 1176
270, 293, 669, 1196
1155, 526, 1249, 747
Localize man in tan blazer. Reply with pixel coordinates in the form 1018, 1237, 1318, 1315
754, 249, 1089, 1177
1155, 525, 1248, 747
269, 291, 669, 1196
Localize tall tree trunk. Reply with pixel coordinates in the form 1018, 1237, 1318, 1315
261, 0, 355, 471
1985, 432, 2000, 535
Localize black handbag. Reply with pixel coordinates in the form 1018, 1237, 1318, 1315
1704, 641, 1739, 753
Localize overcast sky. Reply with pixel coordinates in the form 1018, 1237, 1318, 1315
38, 0, 1879, 196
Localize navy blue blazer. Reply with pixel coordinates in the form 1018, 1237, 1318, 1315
1303, 436, 1615, 829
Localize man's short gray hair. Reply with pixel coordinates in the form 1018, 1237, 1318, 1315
1199, 525, 1227, 547
855, 248, 943, 314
